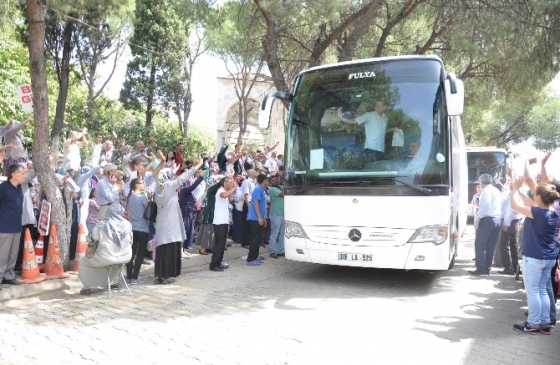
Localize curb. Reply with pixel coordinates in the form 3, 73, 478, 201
0, 241, 250, 302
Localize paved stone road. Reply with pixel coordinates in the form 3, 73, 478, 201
0, 226, 558, 365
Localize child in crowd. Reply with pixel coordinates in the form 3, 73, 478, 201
126, 178, 151, 284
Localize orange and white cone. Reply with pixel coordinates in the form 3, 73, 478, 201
21, 228, 47, 284
68, 223, 87, 275
35, 235, 45, 272
44, 223, 71, 280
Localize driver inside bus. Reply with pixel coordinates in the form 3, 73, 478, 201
338, 100, 399, 161
401, 140, 427, 182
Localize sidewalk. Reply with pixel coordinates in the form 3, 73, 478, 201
0, 240, 250, 302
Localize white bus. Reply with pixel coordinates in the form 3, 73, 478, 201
259, 55, 467, 270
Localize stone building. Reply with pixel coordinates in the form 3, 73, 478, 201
215, 74, 285, 155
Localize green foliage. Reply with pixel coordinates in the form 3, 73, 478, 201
120, 0, 189, 127
251, 0, 560, 151
0, 8, 30, 121
206, 1, 263, 65
182, 123, 216, 159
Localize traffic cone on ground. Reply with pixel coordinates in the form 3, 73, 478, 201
35, 235, 45, 272
68, 223, 87, 275
44, 223, 71, 280
21, 228, 47, 284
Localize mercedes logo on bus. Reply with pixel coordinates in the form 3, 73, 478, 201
348, 229, 362, 242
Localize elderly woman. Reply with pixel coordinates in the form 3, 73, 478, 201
153, 156, 203, 285
79, 203, 132, 295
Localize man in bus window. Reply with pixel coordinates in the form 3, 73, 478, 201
339, 100, 399, 161
404, 140, 420, 159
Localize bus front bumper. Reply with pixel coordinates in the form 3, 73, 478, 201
285, 237, 452, 271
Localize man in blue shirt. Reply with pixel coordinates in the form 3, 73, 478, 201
0, 164, 27, 287
246, 174, 269, 266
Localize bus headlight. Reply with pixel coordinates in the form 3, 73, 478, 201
285, 221, 309, 239
408, 225, 448, 245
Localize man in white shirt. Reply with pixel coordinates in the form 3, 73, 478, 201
62, 128, 88, 179
86, 133, 103, 167
210, 177, 237, 272
471, 173, 502, 275
264, 151, 279, 173
340, 100, 398, 161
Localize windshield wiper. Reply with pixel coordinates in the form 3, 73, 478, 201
391, 178, 431, 195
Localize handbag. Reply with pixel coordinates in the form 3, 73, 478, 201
143, 200, 157, 222
85, 241, 99, 259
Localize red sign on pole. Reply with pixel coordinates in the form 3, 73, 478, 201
37, 200, 51, 236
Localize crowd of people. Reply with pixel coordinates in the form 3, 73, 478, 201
471, 152, 559, 335
0, 116, 286, 294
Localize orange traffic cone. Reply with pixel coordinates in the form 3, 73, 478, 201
35, 235, 45, 272
21, 228, 46, 284
44, 223, 71, 280
68, 223, 87, 275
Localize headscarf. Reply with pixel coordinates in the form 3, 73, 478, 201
156, 168, 175, 196
99, 203, 131, 247
81, 164, 94, 175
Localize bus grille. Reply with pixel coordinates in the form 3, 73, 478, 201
304, 226, 414, 247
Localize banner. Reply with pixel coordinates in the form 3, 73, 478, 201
15, 84, 34, 113
37, 200, 51, 236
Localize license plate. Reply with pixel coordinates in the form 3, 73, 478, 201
338, 253, 373, 262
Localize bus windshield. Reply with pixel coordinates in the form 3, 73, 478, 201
286, 58, 449, 188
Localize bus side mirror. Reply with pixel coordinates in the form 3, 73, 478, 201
444, 74, 464, 116
259, 91, 293, 129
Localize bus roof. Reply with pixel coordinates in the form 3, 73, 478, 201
300, 55, 444, 75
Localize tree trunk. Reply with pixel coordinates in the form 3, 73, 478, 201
27, 0, 71, 269
87, 75, 95, 127
182, 85, 193, 138
255, 0, 289, 96
146, 63, 157, 128
51, 20, 74, 154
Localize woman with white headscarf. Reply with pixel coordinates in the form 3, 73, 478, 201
153, 155, 203, 284
79, 202, 132, 295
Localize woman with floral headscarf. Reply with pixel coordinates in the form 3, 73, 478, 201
79, 202, 132, 295
153, 155, 203, 284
